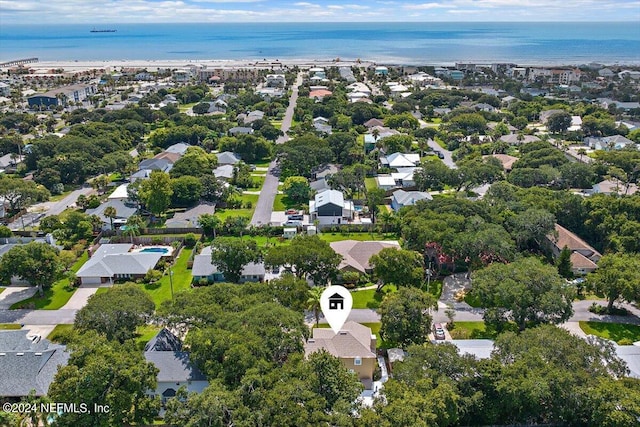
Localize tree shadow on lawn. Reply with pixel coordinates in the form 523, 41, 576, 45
582, 321, 640, 344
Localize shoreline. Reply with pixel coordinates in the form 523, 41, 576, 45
6, 58, 640, 73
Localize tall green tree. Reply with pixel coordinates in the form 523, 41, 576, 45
210, 237, 262, 283
471, 257, 574, 331
139, 170, 173, 217
103, 205, 117, 230
265, 235, 341, 285
74, 283, 155, 343
49, 332, 160, 427
556, 246, 574, 279
0, 241, 62, 296
282, 176, 311, 204
379, 287, 437, 347
586, 253, 640, 312
370, 247, 424, 291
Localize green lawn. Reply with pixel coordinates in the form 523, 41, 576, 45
10, 252, 89, 310
434, 136, 447, 149
450, 321, 496, 339
579, 321, 640, 344
251, 159, 273, 168
351, 285, 397, 309
246, 176, 265, 191
425, 279, 443, 299
273, 194, 304, 212
0, 324, 21, 330
49, 189, 75, 202
239, 193, 260, 205
143, 248, 193, 308
0, 287, 5, 294
215, 209, 253, 221
364, 177, 377, 192
95, 287, 109, 295
135, 325, 162, 350
47, 324, 74, 343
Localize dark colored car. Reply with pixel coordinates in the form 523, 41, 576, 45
435, 150, 445, 159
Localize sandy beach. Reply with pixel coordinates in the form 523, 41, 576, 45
22, 58, 377, 73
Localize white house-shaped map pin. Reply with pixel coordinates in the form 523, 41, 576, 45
320, 285, 353, 334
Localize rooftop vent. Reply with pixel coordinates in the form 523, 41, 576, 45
16, 352, 24, 356
35, 352, 42, 356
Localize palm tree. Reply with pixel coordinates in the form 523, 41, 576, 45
378, 210, 395, 234
124, 215, 145, 244
577, 148, 587, 163
104, 206, 117, 231
306, 287, 324, 327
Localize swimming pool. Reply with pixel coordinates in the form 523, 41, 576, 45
132, 245, 174, 256
140, 247, 169, 254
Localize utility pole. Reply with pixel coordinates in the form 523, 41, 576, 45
168, 265, 174, 300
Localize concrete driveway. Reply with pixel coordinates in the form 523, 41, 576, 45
61, 286, 99, 310
0, 287, 36, 309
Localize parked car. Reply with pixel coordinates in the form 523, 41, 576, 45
284, 220, 302, 227
288, 214, 303, 220
433, 323, 446, 340
434, 150, 445, 159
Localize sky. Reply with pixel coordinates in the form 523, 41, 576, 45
0, 0, 639, 24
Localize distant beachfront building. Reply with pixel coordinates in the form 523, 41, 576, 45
27, 83, 97, 108
196, 66, 265, 83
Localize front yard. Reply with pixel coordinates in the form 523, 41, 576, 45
10, 252, 89, 310
351, 285, 397, 309
579, 321, 640, 344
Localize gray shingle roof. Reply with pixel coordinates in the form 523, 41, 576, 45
145, 328, 183, 352
144, 351, 207, 382
392, 189, 433, 206
76, 244, 163, 279
0, 331, 69, 397
191, 246, 265, 279
86, 199, 137, 223
215, 151, 241, 165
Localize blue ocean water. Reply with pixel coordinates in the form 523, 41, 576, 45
1, 22, 639, 64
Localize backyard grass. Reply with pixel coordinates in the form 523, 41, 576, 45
434, 136, 447, 149
143, 248, 193, 308
0, 288, 5, 294
10, 252, 89, 310
251, 159, 273, 168
0, 324, 21, 330
47, 324, 75, 343
135, 324, 162, 350
364, 177, 377, 192
351, 285, 397, 309
579, 321, 640, 344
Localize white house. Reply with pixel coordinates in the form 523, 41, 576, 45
309, 189, 354, 226
380, 152, 420, 169
144, 329, 208, 404
75, 244, 165, 285
391, 189, 432, 211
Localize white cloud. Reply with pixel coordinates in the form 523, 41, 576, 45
404, 2, 453, 9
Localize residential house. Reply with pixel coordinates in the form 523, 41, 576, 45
374, 66, 389, 76
390, 167, 419, 187
598, 68, 615, 78
0, 330, 69, 398
339, 67, 356, 83
546, 224, 601, 275
191, 246, 265, 283
107, 183, 130, 202
310, 177, 331, 193
539, 109, 566, 124
138, 158, 173, 174
309, 189, 354, 226
379, 152, 420, 169
618, 70, 640, 80
228, 126, 254, 136
474, 103, 497, 113
585, 135, 637, 151
265, 74, 286, 87
165, 143, 191, 156
330, 240, 400, 274
213, 164, 234, 181
375, 175, 397, 191
499, 134, 540, 145
283, 228, 297, 239
165, 203, 215, 228
391, 189, 432, 211
86, 199, 138, 230
144, 329, 208, 403
309, 89, 333, 101
27, 83, 97, 108
0, 81, 10, 97
313, 117, 332, 135
363, 118, 384, 128
304, 322, 377, 389
75, 244, 165, 285
591, 179, 638, 196
598, 98, 640, 112
215, 151, 242, 165
0, 153, 23, 173
203, 99, 227, 114
243, 110, 265, 125
486, 154, 518, 172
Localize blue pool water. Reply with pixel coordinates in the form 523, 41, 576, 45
139, 247, 169, 254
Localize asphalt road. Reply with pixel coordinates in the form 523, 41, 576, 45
251, 72, 303, 226
426, 138, 457, 169
10, 186, 95, 230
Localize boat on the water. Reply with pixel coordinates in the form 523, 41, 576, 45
90, 28, 116, 33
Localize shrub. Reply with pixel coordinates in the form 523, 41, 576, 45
589, 302, 628, 316
144, 270, 162, 283
183, 233, 198, 248
244, 201, 253, 209
151, 236, 164, 245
